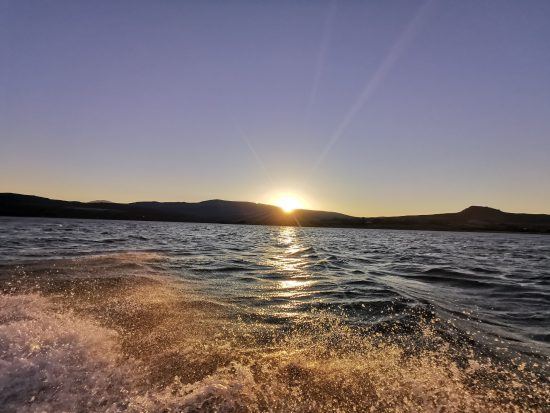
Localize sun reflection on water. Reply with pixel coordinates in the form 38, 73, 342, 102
279, 279, 313, 290
261, 227, 319, 315
274, 226, 306, 274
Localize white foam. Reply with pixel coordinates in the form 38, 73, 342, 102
0, 294, 258, 413
0, 294, 137, 412
0, 291, 546, 412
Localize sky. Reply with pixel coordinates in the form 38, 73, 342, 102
1, 0, 549, 216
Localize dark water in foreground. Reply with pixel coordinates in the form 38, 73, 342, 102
0, 217, 548, 412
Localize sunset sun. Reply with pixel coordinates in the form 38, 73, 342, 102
275, 196, 302, 213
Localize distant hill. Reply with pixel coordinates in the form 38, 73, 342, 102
358, 206, 550, 233
1, 193, 549, 233
0, 193, 353, 227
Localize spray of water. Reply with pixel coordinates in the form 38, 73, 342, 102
1, 253, 547, 412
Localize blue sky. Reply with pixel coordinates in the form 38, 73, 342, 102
1, 0, 549, 215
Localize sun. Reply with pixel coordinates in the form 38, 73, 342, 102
275, 195, 302, 213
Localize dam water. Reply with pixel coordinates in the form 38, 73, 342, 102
0, 217, 548, 412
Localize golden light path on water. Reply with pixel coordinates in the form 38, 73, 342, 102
257, 226, 317, 316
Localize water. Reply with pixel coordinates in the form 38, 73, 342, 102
0, 217, 548, 412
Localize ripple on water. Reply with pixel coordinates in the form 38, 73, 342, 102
0, 218, 549, 411
1, 261, 547, 412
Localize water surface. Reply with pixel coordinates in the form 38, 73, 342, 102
0, 217, 548, 412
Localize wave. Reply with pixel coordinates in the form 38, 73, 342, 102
0, 294, 138, 412
399, 267, 497, 288
0, 253, 547, 412
193, 266, 249, 273
286, 246, 316, 257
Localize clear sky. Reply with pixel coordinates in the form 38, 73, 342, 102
1, 0, 549, 216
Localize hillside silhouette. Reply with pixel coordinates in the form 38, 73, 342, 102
1, 193, 549, 233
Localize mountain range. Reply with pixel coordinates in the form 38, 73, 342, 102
1, 193, 549, 233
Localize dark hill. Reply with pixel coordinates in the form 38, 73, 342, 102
0, 193, 353, 227
458, 206, 507, 221
1, 193, 549, 233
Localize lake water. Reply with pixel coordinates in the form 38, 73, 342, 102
0, 217, 548, 412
